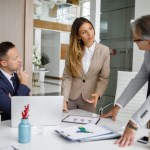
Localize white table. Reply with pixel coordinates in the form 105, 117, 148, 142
0, 109, 149, 150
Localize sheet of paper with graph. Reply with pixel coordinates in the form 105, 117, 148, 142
62, 115, 100, 124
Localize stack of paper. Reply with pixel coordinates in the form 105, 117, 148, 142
55, 123, 121, 142
79, 131, 121, 142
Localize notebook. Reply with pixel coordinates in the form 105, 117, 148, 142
11, 96, 63, 127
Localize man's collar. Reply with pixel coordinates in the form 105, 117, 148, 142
0, 68, 14, 79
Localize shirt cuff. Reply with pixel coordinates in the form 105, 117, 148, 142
115, 102, 123, 108
130, 119, 140, 128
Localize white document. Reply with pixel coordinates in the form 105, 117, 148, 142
62, 115, 100, 124
55, 123, 112, 141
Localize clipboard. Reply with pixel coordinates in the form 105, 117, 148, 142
79, 126, 121, 142
55, 123, 113, 141
62, 115, 100, 124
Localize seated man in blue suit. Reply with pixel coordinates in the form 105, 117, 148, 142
0, 41, 31, 120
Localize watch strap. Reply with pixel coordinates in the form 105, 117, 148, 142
127, 122, 138, 131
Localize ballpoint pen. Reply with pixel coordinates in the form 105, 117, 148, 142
11, 146, 19, 150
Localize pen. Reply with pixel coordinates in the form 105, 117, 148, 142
76, 127, 93, 133
11, 146, 19, 150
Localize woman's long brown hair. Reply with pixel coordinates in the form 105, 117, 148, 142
67, 17, 94, 77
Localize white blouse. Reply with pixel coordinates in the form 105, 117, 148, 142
82, 41, 96, 74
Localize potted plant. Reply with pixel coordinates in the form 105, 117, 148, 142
40, 52, 50, 70
32, 46, 41, 70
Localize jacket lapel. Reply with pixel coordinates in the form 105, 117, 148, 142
0, 70, 14, 92
81, 68, 86, 80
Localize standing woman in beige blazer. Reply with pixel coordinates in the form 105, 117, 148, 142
61, 17, 110, 112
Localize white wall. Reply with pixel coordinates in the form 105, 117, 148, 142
132, 0, 150, 71
0, 0, 33, 89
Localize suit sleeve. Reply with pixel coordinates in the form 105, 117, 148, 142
61, 58, 73, 102
0, 88, 11, 114
131, 97, 150, 127
0, 83, 30, 115
14, 73, 30, 96
95, 47, 110, 97
116, 55, 148, 107
116, 53, 149, 127
16, 84, 31, 96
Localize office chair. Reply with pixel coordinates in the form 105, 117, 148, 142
99, 71, 148, 124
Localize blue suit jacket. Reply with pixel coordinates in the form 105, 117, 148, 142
0, 70, 30, 120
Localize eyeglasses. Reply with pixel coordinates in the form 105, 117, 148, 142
133, 39, 149, 42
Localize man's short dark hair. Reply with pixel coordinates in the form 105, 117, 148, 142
0, 41, 15, 60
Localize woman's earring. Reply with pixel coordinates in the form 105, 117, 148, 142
78, 39, 81, 43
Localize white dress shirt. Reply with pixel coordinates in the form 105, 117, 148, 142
115, 102, 140, 127
82, 42, 96, 74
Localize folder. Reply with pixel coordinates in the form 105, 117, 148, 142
55, 123, 120, 142
79, 130, 121, 142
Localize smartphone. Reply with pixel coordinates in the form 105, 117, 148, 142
137, 136, 149, 144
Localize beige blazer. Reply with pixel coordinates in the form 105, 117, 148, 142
61, 42, 110, 102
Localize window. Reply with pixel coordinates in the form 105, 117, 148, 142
80, 1, 90, 20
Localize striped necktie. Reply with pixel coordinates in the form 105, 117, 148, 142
10, 76, 17, 91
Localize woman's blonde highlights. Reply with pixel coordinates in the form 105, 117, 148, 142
67, 17, 94, 77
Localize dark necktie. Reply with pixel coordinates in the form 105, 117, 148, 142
11, 76, 17, 91
147, 74, 150, 97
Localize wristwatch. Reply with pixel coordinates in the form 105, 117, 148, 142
127, 122, 138, 131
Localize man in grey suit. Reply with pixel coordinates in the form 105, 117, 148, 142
101, 15, 150, 147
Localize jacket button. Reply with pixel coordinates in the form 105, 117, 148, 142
83, 80, 85, 83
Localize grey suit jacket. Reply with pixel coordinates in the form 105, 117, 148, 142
61, 42, 110, 102
116, 51, 150, 127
